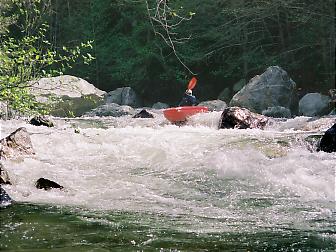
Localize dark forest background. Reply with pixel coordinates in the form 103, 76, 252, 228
1, 0, 335, 106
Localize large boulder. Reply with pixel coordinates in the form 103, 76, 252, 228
219, 107, 268, 129
30, 75, 105, 98
229, 66, 298, 115
299, 93, 332, 117
29, 75, 106, 117
198, 100, 227, 111
49, 94, 105, 117
105, 87, 142, 108
317, 123, 336, 153
0, 127, 35, 159
84, 103, 135, 117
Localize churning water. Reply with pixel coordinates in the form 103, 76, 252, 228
0, 110, 335, 251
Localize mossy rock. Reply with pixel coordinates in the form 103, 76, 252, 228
49, 94, 104, 117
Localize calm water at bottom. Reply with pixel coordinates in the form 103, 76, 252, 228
0, 203, 334, 251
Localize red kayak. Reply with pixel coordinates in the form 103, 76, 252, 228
163, 106, 208, 123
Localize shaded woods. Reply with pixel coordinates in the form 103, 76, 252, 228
1, 0, 335, 105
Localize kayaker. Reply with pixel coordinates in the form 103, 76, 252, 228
179, 89, 197, 106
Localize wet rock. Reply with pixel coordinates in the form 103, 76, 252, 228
317, 123, 336, 153
105, 87, 142, 108
133, 109, 154, 118
152, 102, 169, 109
50, 94, 104, 117
219, 107, 268, 129
198, 100, 227, 112
299, 93, 332, 117
262, 106, 291, 118
0, 127, 35, 159
0, 187, 13, 206
0, 163, 11, 185
230, 66, 298, 115
36, 178, 64, 190
84, 103, 135, 117
30, 116, 54, 127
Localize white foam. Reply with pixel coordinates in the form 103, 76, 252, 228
1, 115, 335, 230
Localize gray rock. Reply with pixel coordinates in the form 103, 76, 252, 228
262, 106, 291, 118
49, 94, 104, 117
299, 93, 332, 116
0, 187, 13, 207
152, 102, 169, 109
219, 107, 268, 129
198, 100, 227, 111
105, 87, 142, 108
84, 103, 135, 117
0, 127, 35, 159
36, 178, 63, 190
230, 66, 298, 115
28, 76, 106, 117
30, 75, 106, 98
30, 116, 54, 127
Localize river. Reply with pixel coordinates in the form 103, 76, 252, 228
0, 111, 335, 251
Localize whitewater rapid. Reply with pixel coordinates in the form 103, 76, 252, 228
1, 111, 335, 233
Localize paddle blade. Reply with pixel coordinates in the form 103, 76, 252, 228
187, 77, 197, 90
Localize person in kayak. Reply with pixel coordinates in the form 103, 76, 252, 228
179, 89, 197, 106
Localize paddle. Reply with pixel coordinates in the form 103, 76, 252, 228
187, 77, 197, 90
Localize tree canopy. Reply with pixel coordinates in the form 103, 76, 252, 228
0, 0, 335, 108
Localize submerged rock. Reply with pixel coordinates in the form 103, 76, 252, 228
36, 178, 64, 190
0, 187, 13, 206
0, 127, 35, 159
318, 123, 336, 153
30, 116, 54, 127
219, 107, 268, 129
133, 109, 154, 118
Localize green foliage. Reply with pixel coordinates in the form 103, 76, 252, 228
0, 0, 94, 116
1, 0, 334, 110
0, 0, 16, 34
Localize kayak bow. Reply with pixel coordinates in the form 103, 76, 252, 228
163, 106, 208, 123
